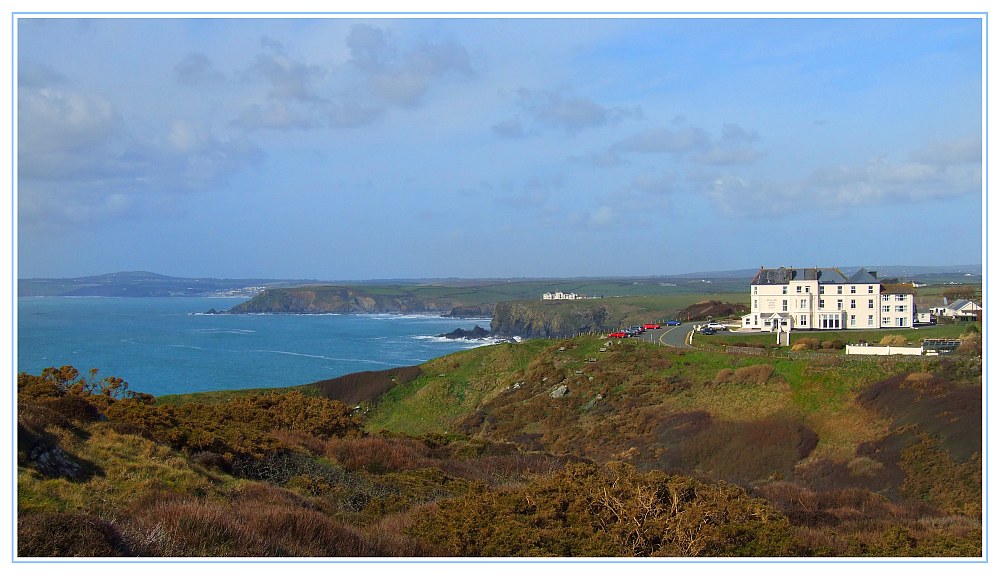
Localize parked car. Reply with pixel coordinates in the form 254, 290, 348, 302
663, 320, 682, 326
643, 323, 661, 329
608, 331, 627, 338
705, 322, 728, 331
700, 327, 717, 335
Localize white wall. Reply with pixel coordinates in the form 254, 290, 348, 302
845, 345, 922, 356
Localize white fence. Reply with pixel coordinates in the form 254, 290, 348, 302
845, 344, 923, 356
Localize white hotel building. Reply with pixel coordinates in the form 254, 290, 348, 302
741, 267, 916, 332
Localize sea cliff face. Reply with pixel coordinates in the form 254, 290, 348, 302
228, 287, 449, 314
490, 301, 611, 339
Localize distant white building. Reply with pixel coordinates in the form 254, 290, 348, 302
542, 291, 584, 300
942, 299, 982, 320
741, 266, 916, 332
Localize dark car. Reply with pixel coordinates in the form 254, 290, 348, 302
664, 320, 682, 326
700, 327, 717, 335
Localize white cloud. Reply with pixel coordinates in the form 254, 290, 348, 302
610, 120, 760, 166
18, 80, 262, 228
231, 24, 475, 131
612, 125, 709, 154
497, 88, 641, 137
699, 139, 982, 217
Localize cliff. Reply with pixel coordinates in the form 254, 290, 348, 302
228, 286, 452, 314
490, 300, 614, 339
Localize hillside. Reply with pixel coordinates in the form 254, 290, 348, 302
362, 329, 982, 556
17, 324, 983, 557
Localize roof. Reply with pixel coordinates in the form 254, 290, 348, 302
750, 266, 848, 286
880, 283, 916, 295
946, 299, 981, 311
846, 268, 880, 284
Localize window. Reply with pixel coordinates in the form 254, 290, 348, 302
850, 286, 856, 294
850, 299, 856, 309
868, 299, 874, 309
805, 286, 810, 293
882, 294, 890, 301
753, 286, 758, 295
837, 286, 843, 294
800, 315, 808, 326
796, 285, 802, 293
819, 299, 825, 309
782, 299, 788, 311
837, 299, 843, 310
752, 299, 758, 310
819, 286, 825, 294
897, 317, 907, 327
868, 285, 874, 294
800, 298, 807, 309
882, 305, 890, 313
896, 305, 907, 313
782, 286, 788, 295
896, 294, 906, 301
850, 315, 856, 326
882, 317, 891, 326
868, 315, 874, 326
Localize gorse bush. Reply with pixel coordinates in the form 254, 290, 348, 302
408, 461, 798, 557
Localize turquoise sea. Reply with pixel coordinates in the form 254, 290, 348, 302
16, 297, 497, 397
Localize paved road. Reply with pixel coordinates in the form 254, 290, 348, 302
637, 323, 694, 348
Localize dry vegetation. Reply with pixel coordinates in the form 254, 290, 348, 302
17, 327, 983, 557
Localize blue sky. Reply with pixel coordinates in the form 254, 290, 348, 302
15, 14, 985, 280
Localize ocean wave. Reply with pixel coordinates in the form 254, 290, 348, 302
192, 328, 256, 335
411, 335, 514, 347
246, 349, 400, 366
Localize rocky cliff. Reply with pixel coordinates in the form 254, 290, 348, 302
490, 301, 613, 339
228, 287, 452, 314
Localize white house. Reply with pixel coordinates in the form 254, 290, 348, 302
741, 266, 915, 332
542, 291, 583, 301
942, 299, 982, 321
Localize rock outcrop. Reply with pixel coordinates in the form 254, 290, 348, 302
490, 301, 612, 339
438, 325, 492, 340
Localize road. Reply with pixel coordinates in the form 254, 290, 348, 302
637, 323, 694, 348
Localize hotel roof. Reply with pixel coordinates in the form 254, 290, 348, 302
750, 267, 849, 286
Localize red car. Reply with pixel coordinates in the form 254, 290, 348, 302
643, 323, 661, 329
608, 331, 627, 338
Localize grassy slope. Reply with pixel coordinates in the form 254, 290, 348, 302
366, 332, 980, 482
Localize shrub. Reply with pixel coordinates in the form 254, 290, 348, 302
879, 335, 908, 346
820, 339, 845, 350
18, 512, 131, 557
733, 364, 774, 385
795, 338, 821, 351
713, 369, 735, 384
325, 435, 430, 473
408, 462, 797, 557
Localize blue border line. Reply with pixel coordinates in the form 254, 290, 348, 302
9, 10, 13, 569
8, 10, 990, 565
983, 10, 989, 565
6, 11, 993, 15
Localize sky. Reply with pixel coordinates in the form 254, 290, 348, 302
13, 11, 986, 280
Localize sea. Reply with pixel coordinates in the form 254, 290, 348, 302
16, 297, 501, 397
